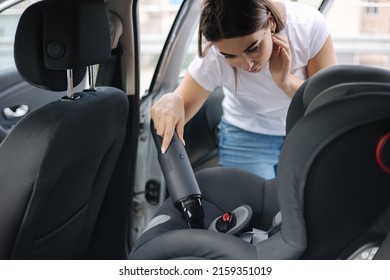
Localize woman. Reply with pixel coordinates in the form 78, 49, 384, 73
151, 0, 337, 179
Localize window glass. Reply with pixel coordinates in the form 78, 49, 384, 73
138, 0, 182, 96
1, 0, 182, 96
179, 29, 197, 78
0, 0, 33, 70
326, 0, 390, 69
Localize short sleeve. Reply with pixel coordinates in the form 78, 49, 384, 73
187, 47, 225, 92
308, 7, 331, 58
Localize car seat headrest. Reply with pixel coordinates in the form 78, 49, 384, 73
302, 65, 390, 109
14, 0, 111, 91
305, 82, 390, 115
286, 65, 390, 134
109, 12, 123, 49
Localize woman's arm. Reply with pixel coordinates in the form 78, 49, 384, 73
307, 35, 338, 77
151, 71, 210, 153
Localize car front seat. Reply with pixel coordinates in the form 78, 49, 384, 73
0, 0, 128, 259
129, 64, 390, 260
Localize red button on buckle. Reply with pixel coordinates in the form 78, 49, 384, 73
222, 213, 230, 222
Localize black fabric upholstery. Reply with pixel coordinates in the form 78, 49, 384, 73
0, 89, 128, 259
130, 168, 272, 259
130, 168, 280, 259
196, 167, 279, 230
303, 120, 390, 259
0, 0, 128, 259
43, 0, 111, 69
129, 65, 390, 260
14, 1, 83, 91
278, 94, 390, 259
285, 79, 308, 135
133, 227, 257, 260
14, 0, 111, 91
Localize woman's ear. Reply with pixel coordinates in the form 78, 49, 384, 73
269, 16, 276, 33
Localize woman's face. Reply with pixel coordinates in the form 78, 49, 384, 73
213, 27, 274, 73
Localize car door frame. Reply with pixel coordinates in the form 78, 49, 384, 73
130, 0, 333, 244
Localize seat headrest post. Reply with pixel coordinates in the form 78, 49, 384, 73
66, 69, 74, 98
88, 66, 95, 91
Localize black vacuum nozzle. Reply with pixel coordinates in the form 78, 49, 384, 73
150, 121, 204, 229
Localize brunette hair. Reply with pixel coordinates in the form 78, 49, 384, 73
198, 0, 285, 57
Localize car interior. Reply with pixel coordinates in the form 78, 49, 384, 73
0, 0, 390, 261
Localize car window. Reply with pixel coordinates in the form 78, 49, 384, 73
0, 0, 32, 70
326, 0, 390, 69
139, 0, 182, 97
1, 0, 183, 97
1, 0, 181, 97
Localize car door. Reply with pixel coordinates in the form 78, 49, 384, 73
131, 0, 201, 243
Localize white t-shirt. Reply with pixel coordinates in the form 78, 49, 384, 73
188, 2, 330, 136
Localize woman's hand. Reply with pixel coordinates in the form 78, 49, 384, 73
151, 72, 210, 153
151, 92, 186, 153
269, 33, 299, 97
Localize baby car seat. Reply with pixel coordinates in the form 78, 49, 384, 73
130, 65, 390, 260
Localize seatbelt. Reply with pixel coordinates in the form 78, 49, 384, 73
96, 46, 123, 88
240, 211, 281, 244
